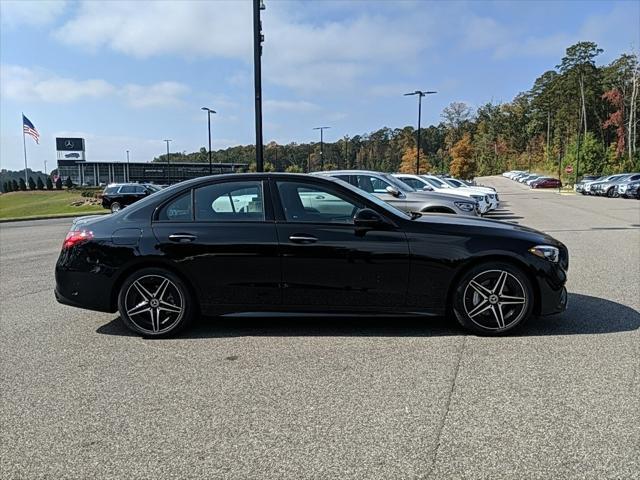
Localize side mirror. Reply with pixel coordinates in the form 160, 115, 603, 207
354, 208, 385, 228
422, 185, 433, 191
385, 185, 401, 197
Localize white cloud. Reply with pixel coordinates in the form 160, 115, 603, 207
1, 65, 189, 108
54, 1, 252, 60
0, 65, 115, 102
51, 1, 432, 94
0, 0, 67, 28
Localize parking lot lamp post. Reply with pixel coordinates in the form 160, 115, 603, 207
164, 139, 172, 184
253, 0, 266, 172
404, 90, 436, 175
313, 126, 330, 170
126, 150, 130, 182
201, 107, 216, 174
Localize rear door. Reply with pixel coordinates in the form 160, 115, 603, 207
151, 179, 281, 310
272, 177, 410, 309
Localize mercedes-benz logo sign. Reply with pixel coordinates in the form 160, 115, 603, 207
65, 140, 74, 148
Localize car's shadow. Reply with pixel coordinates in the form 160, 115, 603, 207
96, 293, 639, 339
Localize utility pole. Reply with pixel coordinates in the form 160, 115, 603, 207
164, 139, 172, 184
126, 150, 130, 182
313, 126, 330, 170
404, 90, 436, 175
201, 107, 216, 174
253, 0, 266, 172
344, 135, 349, 169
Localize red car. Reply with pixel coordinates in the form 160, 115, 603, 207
531, 177, 562, 188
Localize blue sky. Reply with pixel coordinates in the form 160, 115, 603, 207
1, 0, 638, 172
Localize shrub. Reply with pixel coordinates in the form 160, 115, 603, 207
46, 177, 53, 190
28, 177, 36, 190
36, 177, 45, 190
55, 177, 62, 190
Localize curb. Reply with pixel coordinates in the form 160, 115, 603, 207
0, 211, 108, 224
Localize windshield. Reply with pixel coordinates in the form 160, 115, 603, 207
331, 177, 411, 219
379, 173, 415, 193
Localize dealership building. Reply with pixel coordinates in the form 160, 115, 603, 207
55, 137, 247, 186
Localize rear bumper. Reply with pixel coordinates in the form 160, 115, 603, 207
55, 262, 117, 313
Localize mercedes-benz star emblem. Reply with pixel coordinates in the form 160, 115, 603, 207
65, 140, 74, 148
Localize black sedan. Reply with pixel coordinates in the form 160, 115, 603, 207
55, 173, 568, 337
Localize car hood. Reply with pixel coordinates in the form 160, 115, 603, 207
407, 190, 474, 203
413, 213, 561, 245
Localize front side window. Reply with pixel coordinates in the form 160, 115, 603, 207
195, 181, 264, 221
120, 185, 137, 194
158, 191, 193, 221
277, 181, 363, 224
353, 175, 392, 194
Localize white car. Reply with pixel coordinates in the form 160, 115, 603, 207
393, 174, 491, 214
427, 176, 500, 211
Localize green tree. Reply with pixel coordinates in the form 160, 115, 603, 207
12, 179, 19, 191
55, 177, 63, 190
65, 177, 74, 189
28, 177, 36, 190
2, 181, 8, 193
36, 177, 45, 190
19, 178, 27, 191
46, 177, 54, 190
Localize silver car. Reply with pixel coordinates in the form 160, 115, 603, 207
314, 170, 479, 216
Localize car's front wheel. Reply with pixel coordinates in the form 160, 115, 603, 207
452, 262, 534, 335
117, 268, 194, 337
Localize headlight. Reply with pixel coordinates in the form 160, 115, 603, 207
454, 201, 475, 212
529, 245, 559, 263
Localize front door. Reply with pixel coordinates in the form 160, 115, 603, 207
272, 178, 410, 309
152, 179, 281, 310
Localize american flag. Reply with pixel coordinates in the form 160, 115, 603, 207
23, 114, 39, 144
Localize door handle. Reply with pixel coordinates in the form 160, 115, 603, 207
289, 235, 318, 244
168, 233, 197, 243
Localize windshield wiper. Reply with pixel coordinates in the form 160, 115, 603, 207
409, 211, 422, 220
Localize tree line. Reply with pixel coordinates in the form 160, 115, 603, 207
153, 42, 638, 181
1, 175, 64, 193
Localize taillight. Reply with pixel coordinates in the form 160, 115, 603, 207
62, 230, 94, 249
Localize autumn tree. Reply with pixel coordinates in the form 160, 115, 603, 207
449, 133, 476, 179
398, 146, 430, 174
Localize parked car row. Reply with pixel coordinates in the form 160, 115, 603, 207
574, 173, 640, 199
502, 171, 562, 189
102, 171, 502, 217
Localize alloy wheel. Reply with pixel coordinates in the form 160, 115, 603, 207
123, 274, 184, 334
111, 202, 121, 213
462, 269, 528, 331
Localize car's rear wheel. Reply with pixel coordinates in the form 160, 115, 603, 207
117, 268, 194, 337
452, 262, 534, 335
110, 202, 121, 213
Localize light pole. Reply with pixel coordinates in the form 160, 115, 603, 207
253, 0, 266, 172
404, 90, 436, 175
163, 139, 172, 184
313, 126, 330, 170
343, 135, 349, 169
126, 150, 130, 182
201, 107, 216, 174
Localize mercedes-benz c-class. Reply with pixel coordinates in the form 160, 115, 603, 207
55, 173, 568, 337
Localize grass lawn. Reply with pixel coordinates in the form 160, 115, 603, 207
0, 190, 106, 221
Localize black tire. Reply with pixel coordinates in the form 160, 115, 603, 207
110, 202, 121, 213
452, 261, 534, 335
117, 267, 194, 337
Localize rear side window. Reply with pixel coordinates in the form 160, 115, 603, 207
399, 177, 423, 189
194, 181, 264, 222
157, 191, 193, 222
104, 186, 119, 195
120, 185, 137, 194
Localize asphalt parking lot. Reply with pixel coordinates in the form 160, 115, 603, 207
1, 175, 638, 480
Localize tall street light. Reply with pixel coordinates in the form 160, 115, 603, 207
163, 139, 172, 184
126, 149, 130, 182
404, 90, 436, 175
313, 126, 330, 170
201, 107, 216, 174
253, 0, 266, 172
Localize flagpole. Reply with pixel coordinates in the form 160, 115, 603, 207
22, 113, 28, 184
